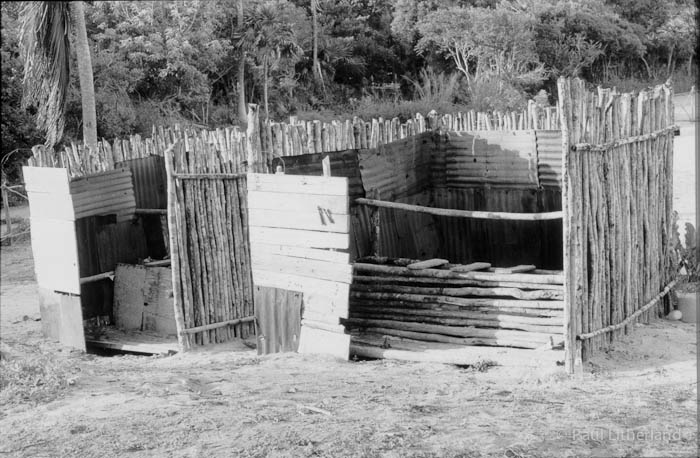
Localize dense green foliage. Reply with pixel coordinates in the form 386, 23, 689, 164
1, 0, 697, 163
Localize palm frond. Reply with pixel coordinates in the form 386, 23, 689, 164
19, 1, 72, 148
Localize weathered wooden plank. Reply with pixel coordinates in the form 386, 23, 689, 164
298, 325, 350, 358
252, 269, 349, 304
450, 262, 492, 273
58, 293, 86, 351
27, 191, 75, 221
407, 259, 449, 270
252, 253, 352, 284
247, 191, 348, 215
351, 336, 563, 367
249, 227, 349, 250
30, 218, 80, 294
247, 172, 348, 196
22, 166, 71, 194
303, 291, 349, 319
493, 265, 536, 274
253, 243, 349, 264
249, 208, 349, 233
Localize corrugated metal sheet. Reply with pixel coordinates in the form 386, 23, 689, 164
115, 155, 166, 209
75, 216, 150, 319
443, 131, 538, 188
430, 188, 562, 269
69, 168, 136, 222
358, 132, 432, 200
351, 191, 440, 261
430, 133, 448, 188
254, 285, 302, 354
534, 130, 563, 188
276, 149, 365, 200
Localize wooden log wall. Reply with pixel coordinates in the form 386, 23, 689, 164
558, 77, 675, 372
346, 259, 565, 350
164, 139, 255, 349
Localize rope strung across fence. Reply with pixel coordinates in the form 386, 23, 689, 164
577, 280, 677, 340
355, 198, 563, 221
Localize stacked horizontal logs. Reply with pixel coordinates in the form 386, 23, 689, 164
344, 258, 564, 350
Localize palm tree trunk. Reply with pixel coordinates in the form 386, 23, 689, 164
237, 0, 247, 125
69, 1, 97, 150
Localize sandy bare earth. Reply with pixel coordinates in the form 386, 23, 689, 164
0, 239, 697, 457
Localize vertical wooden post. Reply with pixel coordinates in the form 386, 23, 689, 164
557, 77, 582, 375
2, 183, 11, 245
322, 156, 331, 177
369, 190, 381, 257
246, 104, 261, 172
164, 142, 191, 351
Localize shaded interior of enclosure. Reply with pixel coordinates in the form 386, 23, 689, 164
74, 156, 177, 353
279, 128, 565, 351
279, 130, 564, 267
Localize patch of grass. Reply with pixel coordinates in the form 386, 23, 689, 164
471, 359, 498, 372
0, 217, 30, 245
0, 349, 74, 406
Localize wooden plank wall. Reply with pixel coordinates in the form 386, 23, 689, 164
247, 173, 352, 359
558, 77, 675, 372
23, 166, 85, 350
23, 167, 81, 294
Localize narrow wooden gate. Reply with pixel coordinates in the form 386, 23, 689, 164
164, 148, 255, 350
247, 173, 352, 358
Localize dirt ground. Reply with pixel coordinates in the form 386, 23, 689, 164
1, 93, 697, 457
0, 237, 697, 458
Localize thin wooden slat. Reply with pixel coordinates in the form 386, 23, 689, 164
249, 208, 349, 233
23, 166, 71, 194
247, 173, 348, 196
249, 227, 349, 250
247, 191, 348, 215
252, 269, 349, 304
252, 243, 349, 264
355, 198, 562, 221
252, 253, 352, 284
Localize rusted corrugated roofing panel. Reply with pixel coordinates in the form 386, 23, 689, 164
115, 155, 167, 209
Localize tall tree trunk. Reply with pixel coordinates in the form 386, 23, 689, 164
263, 58, 269, 119
237, 0, 247, 126
69, 1, 97, 150
688, 54, 694, 77
311, 0, 321, 85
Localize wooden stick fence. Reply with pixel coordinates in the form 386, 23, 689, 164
27, 101, 560, 178
558, 77, 675, 373
164, 137, 255, 349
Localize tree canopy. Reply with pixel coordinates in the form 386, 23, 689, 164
1, 0, 696, 161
